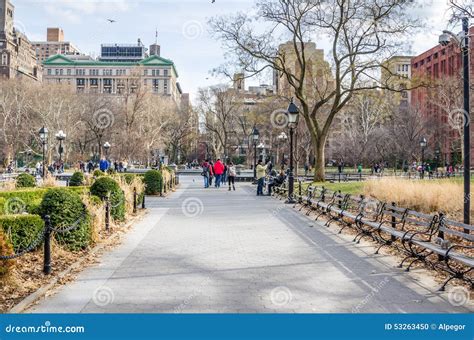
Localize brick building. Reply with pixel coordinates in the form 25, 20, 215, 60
411, 26, 474, 165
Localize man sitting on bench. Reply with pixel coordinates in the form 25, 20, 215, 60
267, 170, 286, 196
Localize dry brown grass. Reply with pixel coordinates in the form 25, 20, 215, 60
364, 178, 471, 220
0, 181, 16, 191
112, 175, 145, 217
40, 174, 59, 188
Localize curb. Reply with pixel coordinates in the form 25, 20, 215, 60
8, 212, 146, 314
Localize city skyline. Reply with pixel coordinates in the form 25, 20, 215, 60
10, 0, 460, 101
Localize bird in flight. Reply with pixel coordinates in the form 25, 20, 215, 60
107, 19, 116, 23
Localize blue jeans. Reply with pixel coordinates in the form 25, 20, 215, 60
257, 178, 264, 195
215, 174, 222, 188
204, 176, 209, 188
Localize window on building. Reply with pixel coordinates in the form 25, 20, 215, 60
47, 68, 52, 75
144, 69, 148, 76
1, 53, 7, 65
163, 69, 168, 76
76, 78, 85, 86
67, 69, 71, 76
164, 80, 168, 94
90, 78, 98, 86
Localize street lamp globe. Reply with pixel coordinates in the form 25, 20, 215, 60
104, 142, 111, 150
55, 130, 66, 141
287, 100, 300, 128
39, 126, 48, 143
420, 137, 427, 148
252, 127, 260, 142
278, 132, 288, 142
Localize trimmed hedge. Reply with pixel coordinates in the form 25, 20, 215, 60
0, 214, 44, 251
40, 188, 91, 251
16, 173, 36, 188
69, 172, 85, 187
144, 170, 162, 195
0, 228, 14, 277
90, 177, 125, 221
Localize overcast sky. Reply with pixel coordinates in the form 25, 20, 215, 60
13, 0, 458, 101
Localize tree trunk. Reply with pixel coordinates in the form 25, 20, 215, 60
314, 139, 326, 182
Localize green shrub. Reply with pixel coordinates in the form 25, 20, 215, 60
69, 172, 85, 187
93, 169, 105, 177
0, 187, 89, 217
0, 214, 44, 251
40, 188, 91, 251
144, 170, 162, 195
90, 177, 125, 221
0, 228, 14, 277
16, 173, 36, 188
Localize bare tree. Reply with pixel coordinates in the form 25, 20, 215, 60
210, 0, 418, 181
197, 85, 240, 159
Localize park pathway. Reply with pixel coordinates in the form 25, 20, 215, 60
28, 176, 469, 313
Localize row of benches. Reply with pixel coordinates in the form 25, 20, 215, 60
273, 182, 473, 291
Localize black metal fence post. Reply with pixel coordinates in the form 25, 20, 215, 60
105, 195, 110, 231
390, 202, 397, 243
133, 187, 137, 214
142, 193, 146, 209
43, 215, 52, 275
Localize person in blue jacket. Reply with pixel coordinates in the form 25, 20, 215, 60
99, 157, 109, 172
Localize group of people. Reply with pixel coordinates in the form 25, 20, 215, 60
256, 159, 287, 196
201, 159, 237, 191
78, 158, 129, 173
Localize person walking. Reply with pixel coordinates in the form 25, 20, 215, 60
213, 159, 225, 188
99, 157, 109, 172
209, 161, 214, 187
202, 160, 211, 188
256, 159, 269, 196
222, 163, 228, 185
228, 162, 236, 191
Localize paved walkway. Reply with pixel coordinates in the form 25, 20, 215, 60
29, 176, 469, 313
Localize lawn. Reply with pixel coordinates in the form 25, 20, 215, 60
298, 178, 474, 221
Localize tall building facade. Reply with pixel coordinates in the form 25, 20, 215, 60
0, 0, 40, 81
381, 55, 413, 110
32, 28, 81, 63
43, 53, 185, 104
411, 26, 474, 165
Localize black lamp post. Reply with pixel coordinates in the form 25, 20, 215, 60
104, 142, 111, 160
439, 17, 471, 225
252, 127, 260, 182
287, 100, 300, 204
435, 147, 441, 171
38, 127, 48, 178
420, 137, 427, 179
55, 130, 66, 163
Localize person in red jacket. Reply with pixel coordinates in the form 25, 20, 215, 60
213, 159, 225, 188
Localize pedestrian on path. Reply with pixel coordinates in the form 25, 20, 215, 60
256, 160, 269, 196
209, 161, 214, 186
213, 159, 225, 188
228, 161, 236, 191
202, 160, 211, 188
222, 163, 228, 185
